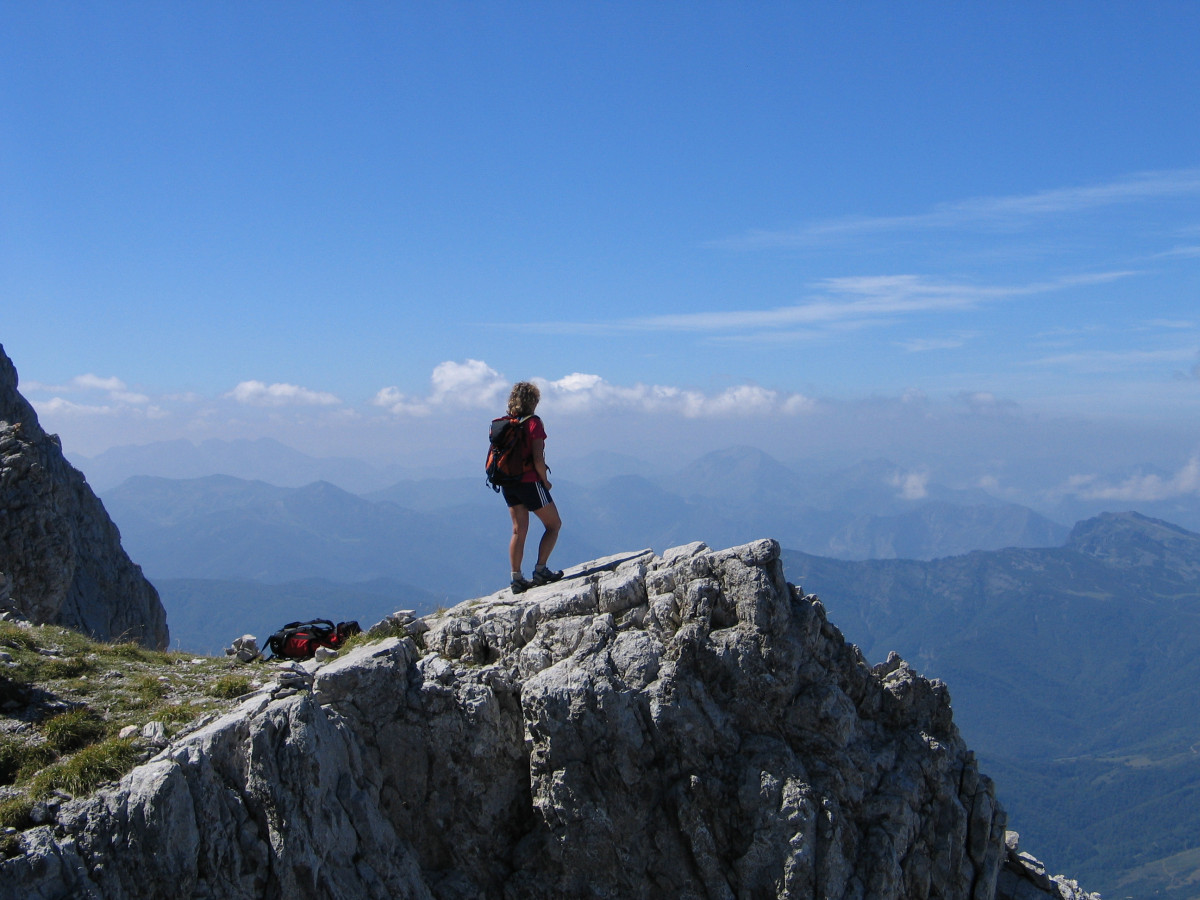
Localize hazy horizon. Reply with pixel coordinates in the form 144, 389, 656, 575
4, 3, 1198, 524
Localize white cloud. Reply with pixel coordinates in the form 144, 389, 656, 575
889, 469, 930, 500
225, 381, 342, 407
953, 392, 1022, 416
703, 385, 779, 415
371, 386, 430, 416
25, 373, 138, 395
32, 397, 169, 420
21, 372, 154, 415
429, 360, 508, 407
35, 397, 117, 416
537, 372, 814, 418
781, 393, 818, 414
24, 372, 157, 419
550, 372, 604, 393
1064, 457, 1200, 503
75, 374, 127, 393
374, 360, 508, 417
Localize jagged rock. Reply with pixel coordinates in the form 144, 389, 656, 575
0, 540, 1093, 899
0, 345, 167, 649
140, 721, 168, 748
998, 832, 1101, 900
224, 634, 261, 663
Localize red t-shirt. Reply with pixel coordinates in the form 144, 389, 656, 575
520, 415, 547, 483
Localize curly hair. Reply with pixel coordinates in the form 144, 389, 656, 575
507, 381, 541, 418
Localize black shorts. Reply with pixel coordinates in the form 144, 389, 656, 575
502, 480, 553, 511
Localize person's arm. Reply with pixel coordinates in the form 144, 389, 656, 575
531, 438, 552, 489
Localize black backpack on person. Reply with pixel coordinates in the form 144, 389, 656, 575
485, 415, 531, 491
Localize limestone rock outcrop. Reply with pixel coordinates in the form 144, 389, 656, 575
0, 345, 166, 649
1, 540, 1094, 899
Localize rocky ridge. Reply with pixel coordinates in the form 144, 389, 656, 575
0, 345, 166, 649
1, 540, 1095, 899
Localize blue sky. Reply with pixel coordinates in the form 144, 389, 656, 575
3, 2, 1199, 502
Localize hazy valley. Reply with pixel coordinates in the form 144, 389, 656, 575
70, 439, 1200, 898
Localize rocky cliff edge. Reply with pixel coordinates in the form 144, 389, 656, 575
0, 345, 166, 649
1, 540, 1095, 899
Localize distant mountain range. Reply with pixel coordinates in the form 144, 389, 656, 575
784, 511, 1200, 900
100, 446, 1073, 641
76, 437, 1200, 535
84, 439, 1200, 895
158, 576, 444, 656
99, 444, 1074, 657
74, 437, 468, 494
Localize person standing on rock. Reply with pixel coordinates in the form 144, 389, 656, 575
499, 381, 563, 594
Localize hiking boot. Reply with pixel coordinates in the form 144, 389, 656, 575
510, 575, 533, 594
532, 565, 564, 586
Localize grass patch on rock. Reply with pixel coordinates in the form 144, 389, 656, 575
206, 674, 254, 699
0, 620, 272, 857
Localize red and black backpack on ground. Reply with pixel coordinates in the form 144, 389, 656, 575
485, 415, 532, 491
267, 619, 361, 660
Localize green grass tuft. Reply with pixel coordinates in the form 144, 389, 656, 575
0, 795, 34, 833
36, 656, 96, 680
131, 674, 169, 703
41, 709, 107, 754
29, 737, 141, 799
0, 736, 54, 787
0, 622, 39, 652
207, 674, 253, 699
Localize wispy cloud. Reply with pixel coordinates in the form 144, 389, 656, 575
1023, 346, 1199, 374
526, 271, 1134, 341
629, 275, 1004, 331
1062, 456, 1200, 502
34, 397, 167, 419
24, 373, 154, 411
897, 333, 979, 353
25, 373, 148, 403
1151, 245, 1200, 260
713, 167, 1200, 249
225, 381, 342, 407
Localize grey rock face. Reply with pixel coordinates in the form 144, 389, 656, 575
0, 345, 166, 648
0, 540, 1093, 899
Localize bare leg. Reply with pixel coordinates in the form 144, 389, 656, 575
532, 502, 562, 568
509, 504, 530, 573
